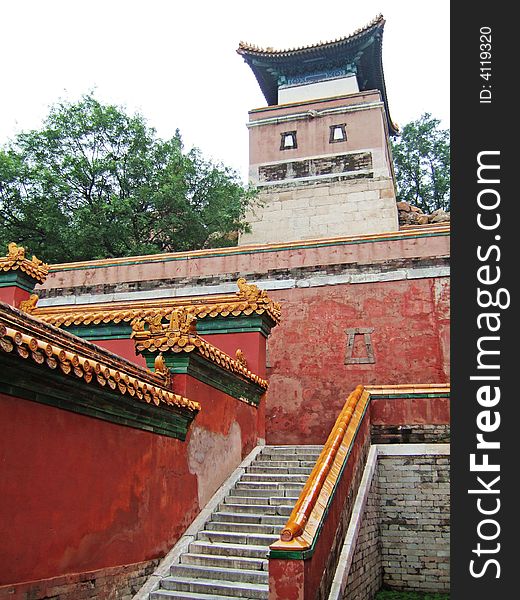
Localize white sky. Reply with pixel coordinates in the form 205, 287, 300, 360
1, 0, 449, 183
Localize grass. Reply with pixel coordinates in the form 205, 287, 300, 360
375, 592, 449, 600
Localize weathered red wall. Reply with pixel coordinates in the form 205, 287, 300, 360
370, 397, 450, 425
265, 277, 450, 444
0, 392, 196, 585
92, 337, 147, 367
0, 372, 261, 587
0, 286, 30, 308
92, 332, 266, 378
202, 331, 267, 379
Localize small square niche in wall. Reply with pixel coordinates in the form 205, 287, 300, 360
329, 124, 347, 143
280, 131, 297, 150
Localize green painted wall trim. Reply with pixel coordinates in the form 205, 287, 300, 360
197, 315, 274, 337
140, 350, 264, 407
66, 324, 132, 340
0, 353, 196, 440
63, 314, 275, 341
50, 231, 449, 273
0, 271, 36, 292
369, 392, 450, 399
268, 399, 371, 561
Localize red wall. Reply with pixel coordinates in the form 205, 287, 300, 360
265, 277, 450, 444
0, 373, 261, 587
0, 286, 30, 308
92, 331, 266, 378
370, 397, 450, 425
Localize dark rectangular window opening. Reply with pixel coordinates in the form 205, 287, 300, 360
280, 131, 297, 150
329, 124, 347, 143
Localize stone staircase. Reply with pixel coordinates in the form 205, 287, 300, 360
149, 445, 322, 600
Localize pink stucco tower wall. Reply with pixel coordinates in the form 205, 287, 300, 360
237, 16, 399, 245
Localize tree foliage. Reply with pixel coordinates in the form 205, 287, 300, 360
0, 94, 256, 262
391, 113, 450, 213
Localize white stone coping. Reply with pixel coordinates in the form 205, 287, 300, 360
246, 101, 385, 128
37, 266, 450, 308
131, 443, 265, 600
327, 443, 450, 600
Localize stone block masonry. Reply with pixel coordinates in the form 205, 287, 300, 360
329, 444, 450, 600
0, 559, 159, 600
378, 451, 450, 593
342, 471, 382, 600
240, 177, 398, 245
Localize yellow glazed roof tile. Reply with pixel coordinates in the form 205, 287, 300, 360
0, 302, 199, 413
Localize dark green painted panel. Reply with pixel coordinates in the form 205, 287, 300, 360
0, 271, 36, 292
0, 353, 196, 440
140, 350, 263, 406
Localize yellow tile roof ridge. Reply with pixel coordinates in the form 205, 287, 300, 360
0, 242, 49, 284
131, 307, 268, 390
273, 386, 369, 549
365, 383, 450, 394
0, 302, 200, 413
31, 280, 282, 327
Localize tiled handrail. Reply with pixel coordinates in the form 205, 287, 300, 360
280, 385, 365, 541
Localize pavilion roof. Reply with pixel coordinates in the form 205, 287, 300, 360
237, 15, 398, 135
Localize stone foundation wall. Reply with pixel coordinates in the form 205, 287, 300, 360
378, 452, 450, 593
330, 445, 450, 600
0, 559, 159, 600
371, 424, 450, 444
343, 474, 382, 600
239, 177, 398, 245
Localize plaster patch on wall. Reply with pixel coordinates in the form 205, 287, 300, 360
188, 422, 242, 508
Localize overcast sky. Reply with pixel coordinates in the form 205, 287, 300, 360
1, 0, 449, 182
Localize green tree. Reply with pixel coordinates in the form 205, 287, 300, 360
391, 113, 450, 213
0, 94, 256, 263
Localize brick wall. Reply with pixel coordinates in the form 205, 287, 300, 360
0, 559, 160, 600
371, 424, 450, 444
343, 474, 382, 600
330, 445, 450, 600
377, 453, 450, 593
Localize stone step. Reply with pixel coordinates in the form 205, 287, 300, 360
229, 487, 302, 498
207, 520, 281, 535
259, 448, 321, 457
148, 445, 322, 600
258, 454, 320, 463
252, 460, 317, 469
197, 530, 279, 546
181, 552, 268, 572
240, 473, 309, 483
235, 481, 304, 491
159, 576, 268, 599
260, 445, 322, 453
246, 465, 313, 475
211, 511, 287, 525
169, 563, 268, 585
188, 540, 269, 559
151, 590, 241, 600
224, 494, 298, 506
218, 502, 292, 516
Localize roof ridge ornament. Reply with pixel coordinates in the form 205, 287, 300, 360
0, 242, 49, 284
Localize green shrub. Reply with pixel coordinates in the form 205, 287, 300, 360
375, 591, 449, 600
